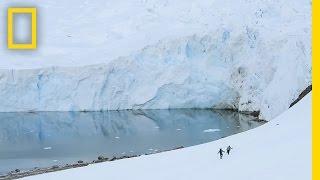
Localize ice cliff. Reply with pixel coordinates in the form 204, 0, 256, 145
0, 0, 311, 120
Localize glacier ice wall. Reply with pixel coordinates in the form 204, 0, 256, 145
0, 31, 311, 120
0, 0, 311, 120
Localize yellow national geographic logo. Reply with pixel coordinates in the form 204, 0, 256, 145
7, 7, 37, 50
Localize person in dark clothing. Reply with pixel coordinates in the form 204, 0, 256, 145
226, 145, 232, 155
218, 148, 225, 159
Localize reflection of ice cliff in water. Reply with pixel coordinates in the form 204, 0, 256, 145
0, 110, 262, 151
0, 110, 259, 157
138, 109, 262, 134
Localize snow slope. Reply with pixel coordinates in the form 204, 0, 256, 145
0, 0, 311, 120
24, 93, 311, 180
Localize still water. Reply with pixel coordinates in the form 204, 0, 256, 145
0, 109, 265, 175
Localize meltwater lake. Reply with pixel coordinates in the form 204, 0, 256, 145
0, 109, 265, 175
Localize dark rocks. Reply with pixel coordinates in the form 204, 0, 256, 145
93, 155, 109, 163
77, 160, 84, 164
98, 156, 104, 160
98, 155, 108, 161
252, 118, 267, 123
250, 111, 260, 117
290, 85, 312, 108
174, 146, 184, 150
110, 157, 117, 161
52, 165, 59, 169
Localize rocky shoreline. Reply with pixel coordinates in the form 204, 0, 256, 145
0, 146, 184, 180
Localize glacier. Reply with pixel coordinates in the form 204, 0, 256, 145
0, 0, 311, 120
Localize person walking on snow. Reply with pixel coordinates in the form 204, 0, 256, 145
218, 148, 225, 159
226, 145, 232, 155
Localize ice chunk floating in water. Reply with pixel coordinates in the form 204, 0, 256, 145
0, 109, 265, 175
203, 129, 221, 133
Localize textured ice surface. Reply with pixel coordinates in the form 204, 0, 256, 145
0, 0, 311, 120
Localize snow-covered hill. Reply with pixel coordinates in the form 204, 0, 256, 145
0, 0, 311, 120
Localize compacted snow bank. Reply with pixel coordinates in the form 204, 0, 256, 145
25, 93, 311, 180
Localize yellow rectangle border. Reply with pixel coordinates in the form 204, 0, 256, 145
1, 3, 317, 180
313, 0, 318, 178
7, 7, 37, 50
